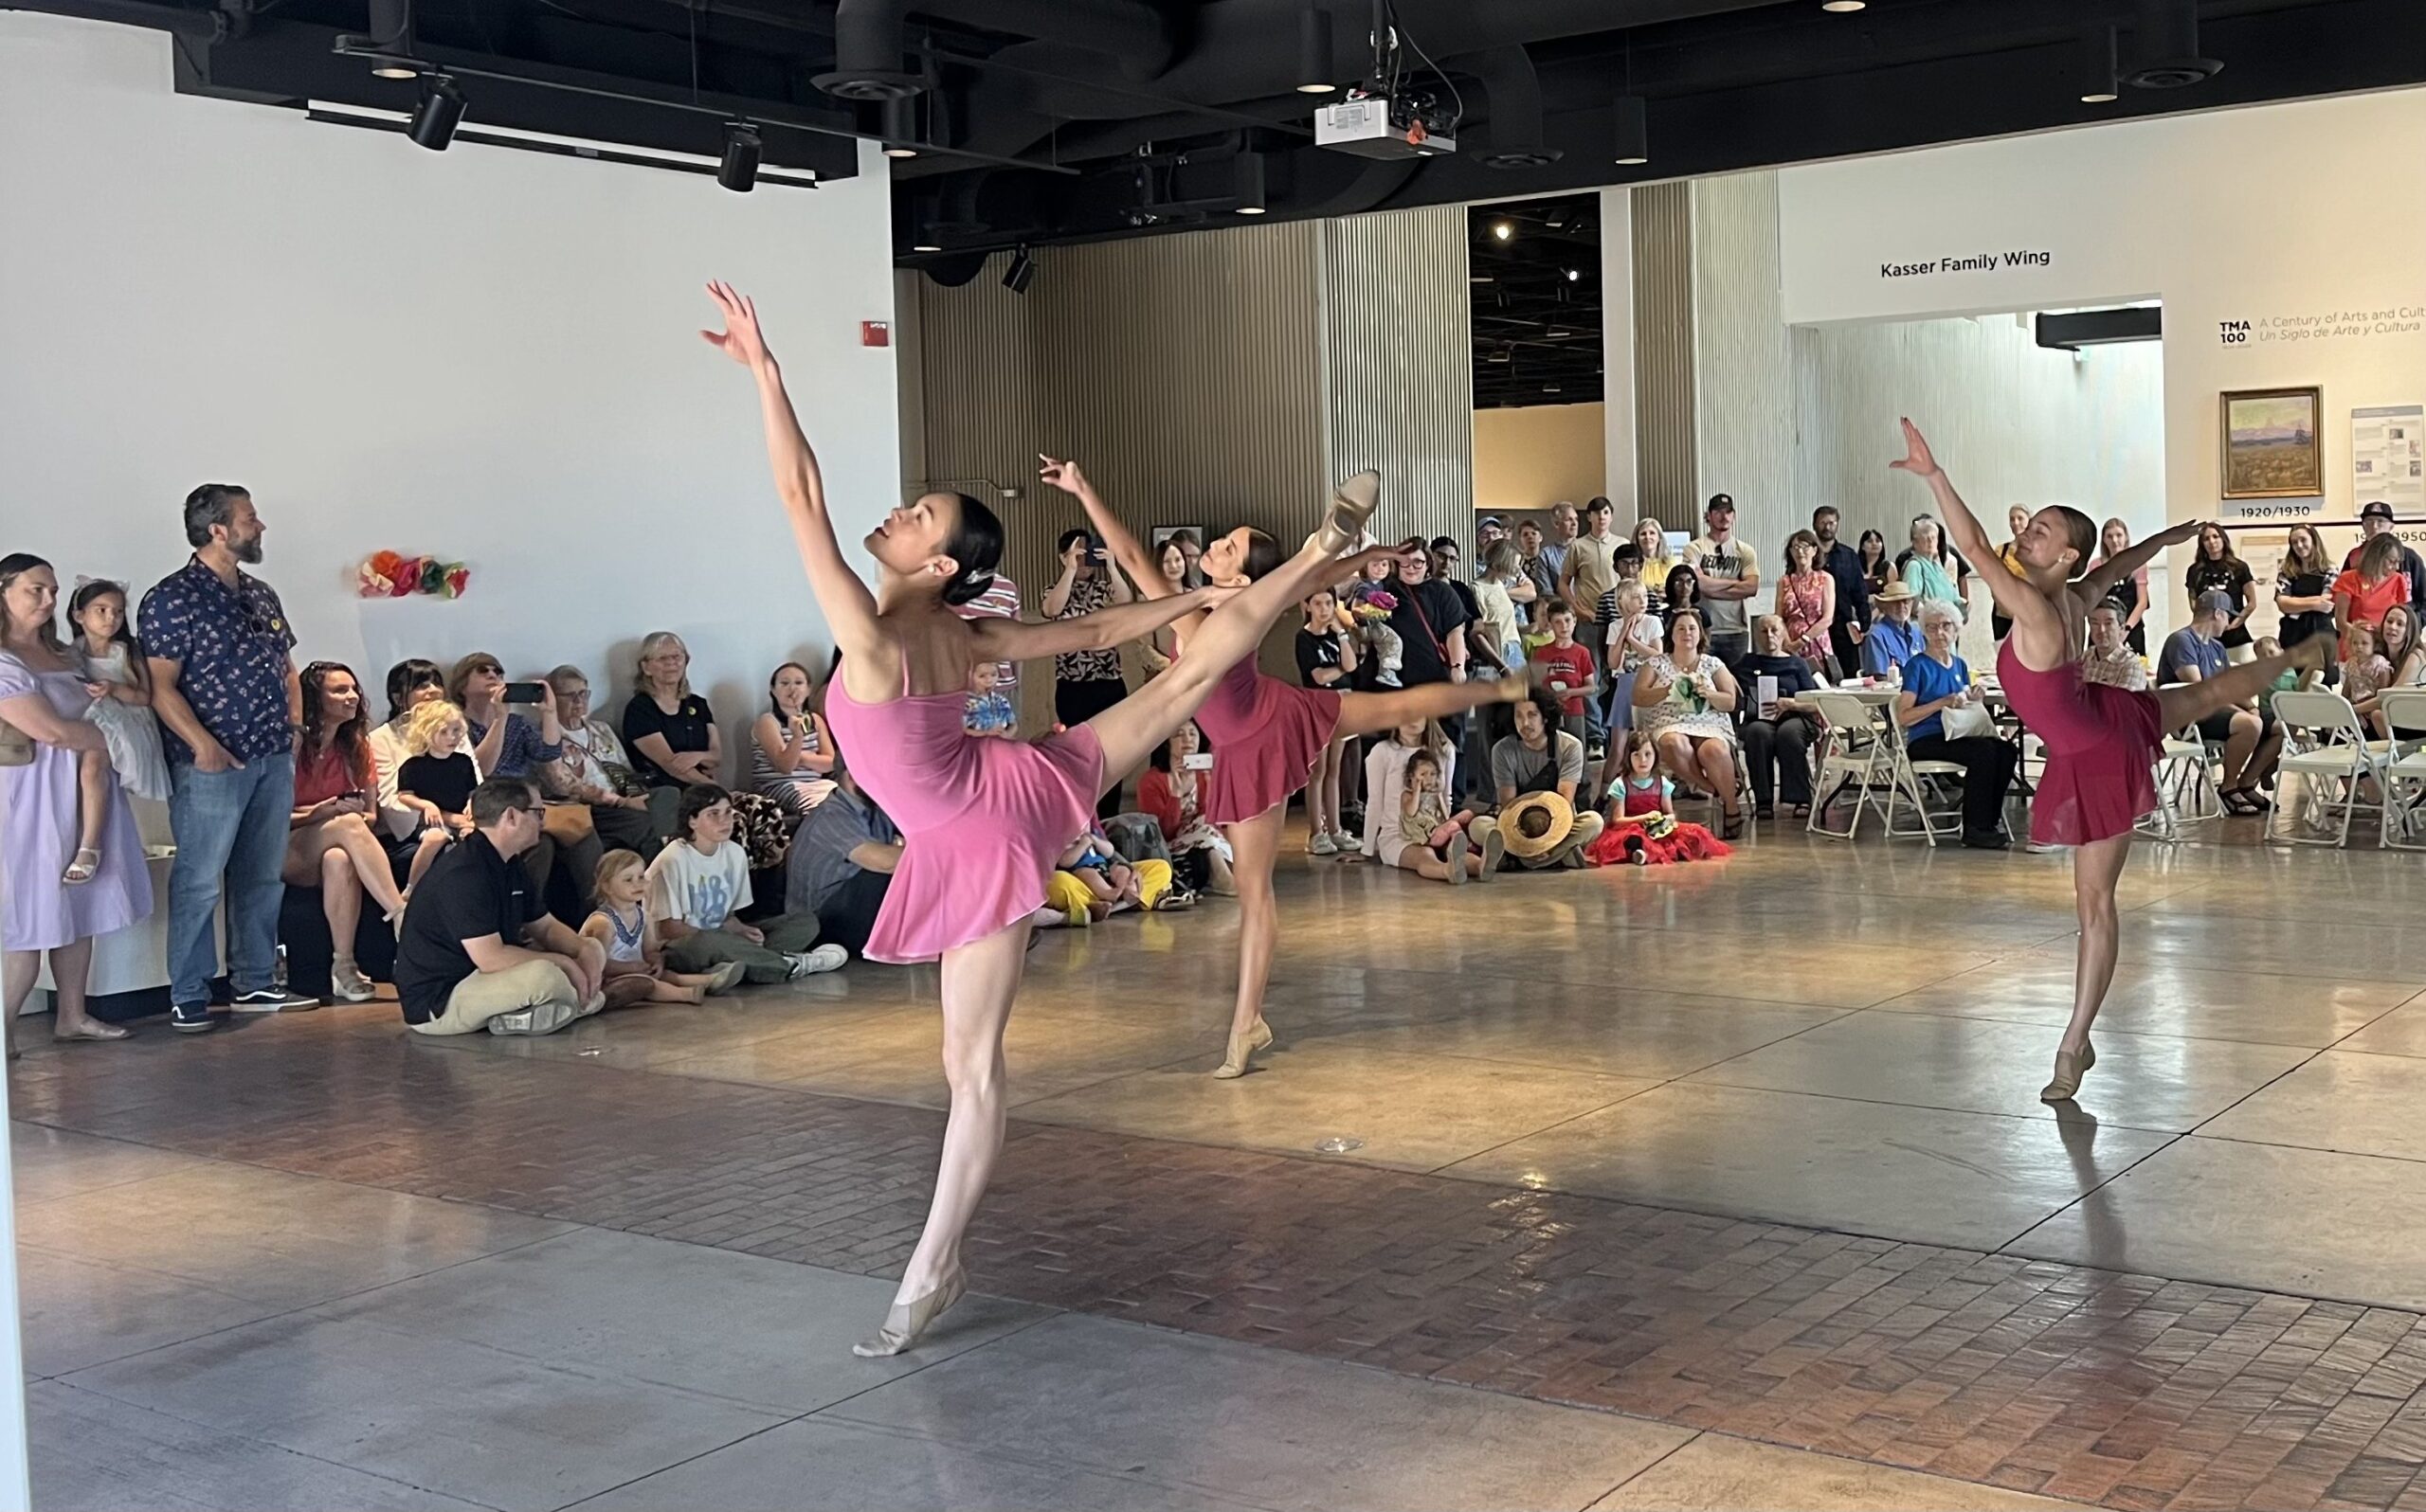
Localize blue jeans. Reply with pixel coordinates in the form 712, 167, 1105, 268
167, 753, 296, 1006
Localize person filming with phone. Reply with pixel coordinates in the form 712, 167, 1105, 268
285, 660, 411, 1002
1136, 719, 1238, 896
448, 653, 586, 907
1044, 525, 1135, 814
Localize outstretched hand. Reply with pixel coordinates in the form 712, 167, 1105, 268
699, 280, 770, 367
2150, 518, 2208, 549
1889, 418, 1941, 479
1038, 454, 1090, 496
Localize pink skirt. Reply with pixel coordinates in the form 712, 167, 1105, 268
1997, 641, 2162, 846
1194, 659, 1343, 825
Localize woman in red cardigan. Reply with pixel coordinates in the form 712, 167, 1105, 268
1135, 721, 1236, 897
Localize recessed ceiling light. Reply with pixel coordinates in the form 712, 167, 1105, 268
371, 61, 418, 80
1491, 221, 1512, 241
1564, 267, 1582, 282
1820, 1, 1866, 11
882, 145, 918, 159
912, 242, 943, 253
1237, 205, 1267, 214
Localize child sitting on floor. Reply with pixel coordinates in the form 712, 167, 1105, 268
1395, 747, 1483, 884
581, 848, 745, 1004
1585, 731, 1732, 867
1042, 821, 1188, 926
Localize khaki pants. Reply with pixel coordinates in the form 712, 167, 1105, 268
662, 912, 826, 982
1469, 810, 1605, 869
409, 960, 588, 1037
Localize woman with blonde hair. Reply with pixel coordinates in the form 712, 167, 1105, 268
1632, 517, 1675, 616
621, 630, 719, 833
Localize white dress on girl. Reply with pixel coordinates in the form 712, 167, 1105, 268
81, 643, 170, 801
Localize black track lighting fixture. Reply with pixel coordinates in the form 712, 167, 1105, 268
2127, 0, 2221, 89
1613, 94, 1649, 166
2080, 25, 2120, 104
1295, 4, 1334, 94
718, 121, 762, 192
407, 74, 464, 151
880, 96, 919, 159
366, 0, 416, 77
1003, 245, 1036, 295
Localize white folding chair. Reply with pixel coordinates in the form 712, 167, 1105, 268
2140, 682, 2223, 841
1805, 692, 1886, 839
2376, 688, 2426, 849
1876, 710, 1967, 846
2268, 690, 2387, 847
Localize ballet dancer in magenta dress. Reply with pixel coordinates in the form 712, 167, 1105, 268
701, 283, 1397, 1357
1041, 457, 1528, 1078
1889, 420, 2322, 1104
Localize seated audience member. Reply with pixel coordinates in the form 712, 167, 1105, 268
1362, 718, 1457, 870
541, 665, 658, 854
963, 662, 1018, 738
1860, 581, 1923, 677
1474, 693, 1602, 870
2161, 589, 2283, 813
1587, 731, 1732, 867
286, 661, 409, 1001
2081, 604, 2149, 691
2251, 635, 2317, 720
645, 783, 843, 981
783, 748, 901, 958
582, 847, 741, 1003
1632, 610, 1745, 838
1136, 721, 1239, 895
392, 779, 624, 1036
371, 658, 447, 860
1044, 820, 1184, 923
751, 661, 838, 819
1389, 747, 1487, 884
1733, 615, 1822, 819
623, 631, 720, 831
396, 699, 479, 890
1661, 564, 1702, 629
1896, 601, 2017, 849
2342, 622, 2395, 718
1529, 604, 1598, 751
2355, 603, 2426, 737
452, 652, 563, 782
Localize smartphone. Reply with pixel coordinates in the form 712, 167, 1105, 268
1182, 752, 1215, 772
502, 682, 548, 705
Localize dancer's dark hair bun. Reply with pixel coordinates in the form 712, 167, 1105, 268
939, 491, 1005, 606
1239, 529, 1284, 583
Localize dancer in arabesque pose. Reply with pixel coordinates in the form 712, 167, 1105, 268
1890, 420, 2324, 1102
1041, 456, 1528, 1078
700, 282, 1400, 1356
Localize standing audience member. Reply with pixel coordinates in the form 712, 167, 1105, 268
286, 660, 408, 1001
2343, 501, 2426, 609
750, 661, 837, 819
541, 664, 658, 854
1990, 505, 2032, 641
1141, 537, 1191, 675
1734, 615, 1822, 819
2185, 524, 2257, 663
622, 631, 720, 832
1774, 530, 1838, 676
1661, 565, 1703, 630
782, 749, 902, 958
1633, 610, 1745, 837
0, 554, 148, 1049
392, 779, 617, 1036
1813, 507, 1871, 677
67, 579, 170, 801
1539, 502, 1581, 586
1043, 526, 1133, 724
1385, 543, 1476, 792
1632, 518, 1675, 617
1861, 582, 1924, 677
1472, 541, 1529, 672
1896, 601, 2017, 849
1857, 529, 1893, 602
2082, 604, 2148, 691
2334, 532, 2411, 657
1690, 495, 1762, 666
1558, 501, 1621, 696
951, 567, 1024, 714
2091, 518, 2152, 657
1514, 519, 1558, 622
2161, 590, 2283, 815
1138, 721, 1241, 891
1475, 693, 1603, 870
1602, 580, 1663, 744
1529, 604, 1597, 751
1899, 514, 1970, 621
140, 484, 318, 1031
644, 783, 843, 982
2275, 523, 2339, 677
1294, 590, 1358, 855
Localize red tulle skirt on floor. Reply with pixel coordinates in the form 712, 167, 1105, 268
1584, 817, 1732, 867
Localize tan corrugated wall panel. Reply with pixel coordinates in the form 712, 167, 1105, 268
1630, 180, 1696, 531
1321, 204, 1474, 553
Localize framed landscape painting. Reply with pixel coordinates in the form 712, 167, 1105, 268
2220, 387, 2323, 498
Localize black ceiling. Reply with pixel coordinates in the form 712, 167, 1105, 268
1471, 194, 1602, 410
30, 0, 2426, 261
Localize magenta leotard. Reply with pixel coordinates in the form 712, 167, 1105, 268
1996, 639, 2161, 846
1192, 657, 1344, 825
824, 667, 1102, 963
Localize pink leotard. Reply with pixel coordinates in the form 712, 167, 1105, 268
1190, 657, 1343, 825
1995, 639, 2160, 846
824, 666, 1102, 963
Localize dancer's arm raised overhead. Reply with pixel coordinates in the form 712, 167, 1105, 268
701, 281, 885, 668
1040, 456, 1171, 602
1890, 420, 2069, 656
970, 584, 1231, 664
2078, 517, 2202, 603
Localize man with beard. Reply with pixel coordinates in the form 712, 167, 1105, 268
1813, 505, 1871, 675
141, 484, 317, 1032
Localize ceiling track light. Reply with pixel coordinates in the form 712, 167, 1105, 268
879, 95, 920, 159
2126, 0, 2221, 89
2080, 25, 2120, 104
1820, 0, 1866, 11
1613, 94, 1648, 166
1294, 4, 1334, 94
1003, 245, 1036, 294
340, 0, 421, 79
407, 73, 464, 151
717, 120, 763, 191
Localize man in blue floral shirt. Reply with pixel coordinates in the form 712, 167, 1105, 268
139, 484, 317, 1030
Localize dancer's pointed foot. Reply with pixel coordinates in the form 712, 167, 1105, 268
2040, 1039, 2095, 1103
852, 1266, 967, 1358
1312, 470, 1382, 554
1211, 1017, 1275, 1079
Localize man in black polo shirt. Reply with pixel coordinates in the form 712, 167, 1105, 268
394, 780, 613, 1035
1812, 505, 1872, 675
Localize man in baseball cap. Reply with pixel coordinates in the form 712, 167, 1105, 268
1476, 515, 1508, 551
1690, 493, 1759, 666
2345, 500, 2426, 609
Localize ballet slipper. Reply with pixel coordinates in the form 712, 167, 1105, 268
2039, 1039, 2094, 1103
1211, 1017, 1275, 1079
63, 848, 100, 886
852, 1266, 967, 1358
1311, 470, 1383, 555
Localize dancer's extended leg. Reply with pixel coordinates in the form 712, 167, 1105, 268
1333, 678, 1524, 739
1214, 803, 1285, 1077
2154, 639, 2323, 732
860, 923, 1025, 1342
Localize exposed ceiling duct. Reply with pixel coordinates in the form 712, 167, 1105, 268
1461, 45, 1562, 170
814, 0, 1179, 99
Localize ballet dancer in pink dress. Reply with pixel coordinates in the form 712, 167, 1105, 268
1889, 420, 2322, 1103
702, 282, 1395, 1357
1041, 457, 1527, 1078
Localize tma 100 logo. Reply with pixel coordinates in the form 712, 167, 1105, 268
2219, 319, 2252, 345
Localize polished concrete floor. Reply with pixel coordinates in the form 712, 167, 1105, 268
15, 819, 2426, 1509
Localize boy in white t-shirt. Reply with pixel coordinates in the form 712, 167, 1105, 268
647, 783, 847, 980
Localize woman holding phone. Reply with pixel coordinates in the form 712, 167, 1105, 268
1044, 527, 1134, 814
286, 660, 408, 1002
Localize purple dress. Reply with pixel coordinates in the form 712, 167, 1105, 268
1, 652, 153, 952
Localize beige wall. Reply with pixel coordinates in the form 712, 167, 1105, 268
1474, 404, 1606, 516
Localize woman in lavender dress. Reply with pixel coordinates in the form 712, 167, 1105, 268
0, 554, 151, 1053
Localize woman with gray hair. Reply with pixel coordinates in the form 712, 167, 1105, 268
1894, 597, 2017, 847
621, 631, 719, 835
542, 664, 661, 855
1898, 513, 1970, 621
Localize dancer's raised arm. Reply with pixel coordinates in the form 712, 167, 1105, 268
702, 281, 884, 664
1891, 421, 2055, 638
1040, 456, 1168, 601
2079, 517, 2202, 602
970, 584, 1233, 662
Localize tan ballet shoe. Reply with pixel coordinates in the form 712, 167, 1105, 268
1312, 470, 1382, 555
852, 1267, 966, 1358
2039, 1040, 2095, 1103
1211, 1017, 1275, 1079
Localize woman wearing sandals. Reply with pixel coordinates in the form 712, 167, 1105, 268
0, 553, 151, 1052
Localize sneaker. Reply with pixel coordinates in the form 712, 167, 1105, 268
329, 960, 377, 1004
786, 944, 849, 979
703, 961, 747, 996
484, 999, 581, 1036
1476, 826, 1507, 881
1307, 831, 1338, 856
1152, 888, 1199, 911
1329, 829, 1362, 853
232, 986, 321, 1014
169, 1001, 215, 1035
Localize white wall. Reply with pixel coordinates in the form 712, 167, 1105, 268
1776, 88, 2426, 638
0, 13, 900, 747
